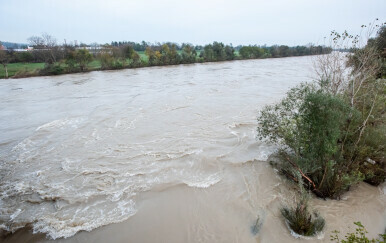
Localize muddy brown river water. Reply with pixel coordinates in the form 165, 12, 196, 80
0, 56, 385, 243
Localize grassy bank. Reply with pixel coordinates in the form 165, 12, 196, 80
0, 63, 45, 78
0, 51, 298, 79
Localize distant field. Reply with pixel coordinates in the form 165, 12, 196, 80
137, 51, 148, 62
0, 63, 45, 78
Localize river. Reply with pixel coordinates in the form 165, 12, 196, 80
0, 56, 385, 242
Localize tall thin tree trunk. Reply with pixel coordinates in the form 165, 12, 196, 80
3, 64, 8, 78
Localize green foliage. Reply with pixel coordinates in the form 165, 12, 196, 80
344, 25, 386, 186
129, 51, 142, 67
123, 45, 135, 59
258, 83, 364, 198
355, 79, 386, 185
239, 46, 265, 59
0, 62, 43, 78
200, 42, 235, 62
15, 51, 34, 63
1, 39, 332, 78
64, 51, 77, 72
98, 52, 125, 69
145, 47, 159, 66
330, 222, 386, 243
75, 49, 93, 71
160, 44, 181, 65
224, 45, 235, 60
258, 22, 385, 199
40, 63, 64, 75
181, 44, 197, 64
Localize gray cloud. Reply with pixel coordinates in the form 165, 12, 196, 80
0, 0, 384, 45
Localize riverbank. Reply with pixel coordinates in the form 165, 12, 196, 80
0, 52, 327, 79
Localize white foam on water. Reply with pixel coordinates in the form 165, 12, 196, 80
285, 220, 325, 240
183, 173, 222, 188
32, 199, 137, 239
35, 117, 85, 131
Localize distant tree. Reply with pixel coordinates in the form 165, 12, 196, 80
64, 50, 77, 71
202, 44, 214, 61
224, 45, 235, 60
278, 45, 290, 57
269, 45, 279, 57
160, 44, 171, 64
122, 45, 135, 59
111, 46, 126, 67
160, 44, 180, 65
14, 51, 34, 63
28, 33, 60, 64
212, 42, 226, 61
75, 49, 92, 71
120, 45, 141, 67
239, 46, 264, 59
239, 46, 251, 59
130, 51, 141, 67
181, 44, 197, 63
145, 47, 162, 66
99, 51, 114, 69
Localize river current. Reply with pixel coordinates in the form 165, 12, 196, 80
0, 56, 385, 242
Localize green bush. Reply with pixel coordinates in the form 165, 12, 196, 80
39, 63, 64, 75
331, 222, 386, 243
257, 83, 365, 198
75, 49, 92, 71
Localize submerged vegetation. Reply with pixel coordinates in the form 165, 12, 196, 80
281, 176, 325, 237
0, 36, 331, 78
281, 199, 325, 237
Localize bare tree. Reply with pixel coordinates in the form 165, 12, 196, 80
313, 20, 385, 166
28, 33, 59, 63
313, 20, 383, 103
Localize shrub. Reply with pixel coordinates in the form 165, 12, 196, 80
257, 83, 364, 198
99, 52, 114, 69
65, 51, 77, 72
281, 199, 325, 237
75, 49, 92, 71
331, 222, 386, 243
39, 63, 64, 75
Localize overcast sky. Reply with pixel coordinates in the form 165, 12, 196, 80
0, 0, 385, 46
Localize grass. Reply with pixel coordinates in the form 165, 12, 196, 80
87, 60, 102, 69
0, 62, 45, 78
136, 51, 148, 62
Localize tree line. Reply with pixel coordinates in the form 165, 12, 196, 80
0, 34, 332, 78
